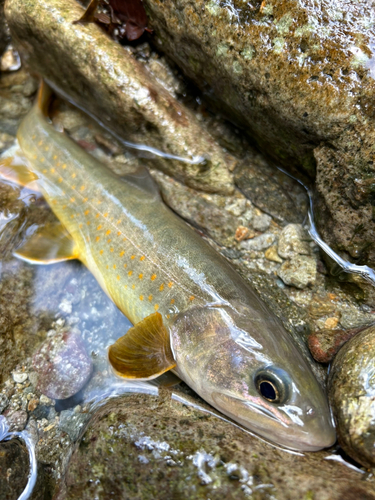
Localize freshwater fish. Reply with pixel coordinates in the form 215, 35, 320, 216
0, 84, 335, 451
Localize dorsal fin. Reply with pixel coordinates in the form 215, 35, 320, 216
108, 312, 176, 380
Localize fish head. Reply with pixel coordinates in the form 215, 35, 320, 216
170, 302, 336, 452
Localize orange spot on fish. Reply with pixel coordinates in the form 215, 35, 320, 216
86, 235, 89, 242
87, 221, 91, 225
70, 197, 75, 202
62, 164, 67, 169
63, 205, 67, 209
79, 223, 83, 229
72, 185, 76, 190
113, 264, 116, 269
42, 169, 47, 173
52, 200, 57, 205
58, 177, 63, 183
110, 247, 114, 252
166, 314, 170, 319
80, 186, 85, 191
50, 168, 55, 173
139, 273, 143, 280
128, 271, 133, 277
117, 231, 121, 236
96, 213, 100, 218
100, 250, 104, 255
170, 299, 175, 305
117, 275, 120, 281
53, 155, 57, 160
38, 140, 43, 146
123, 263, 127, 268
151, 274, 157, 281
154, 304, 159, 311
148, 295, 153, 302
97, 200, 102, 204
140, 256, 145, 261
71, 173, 76, 179
120, 251, 125, 257
106, 264, 109, 269
104, 212, 108, 217
159, 284, 164, 292
96, 236, 100, 242
33, 154, 37, 160
131, 255, 135, 260
40, 158, 45, 163
84, 210, 89, 215
189, 296, 195, 301
124, 284, 128, 289
71, 214, 75, 219
132, 284, 135, 290
45, 146, 49, 151
84, 197, 88, 202
106, 230, 111, 235
32, 135, 36, 140
97, 225, 102, 230
139, 295, 144, 301
168, 282, 173, 288
107, 239, 112, 243
117, 219, 121, 224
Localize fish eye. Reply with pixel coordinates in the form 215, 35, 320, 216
254, 367, 290, 404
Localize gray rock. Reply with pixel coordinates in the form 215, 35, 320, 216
329, 326, 375, 468
59, 408, 90, 442
278, 224, 311, 259
278, 255, 317, 289
239, 233, 276, 252
251, 212, 272, 232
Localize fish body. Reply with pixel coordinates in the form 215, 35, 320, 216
7, 90, 335, 451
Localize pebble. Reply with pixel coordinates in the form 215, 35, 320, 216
277, 255, 317, 289
33, 331, 93, 400
329, 325, 375, 468
12, 372, 28, 384
251, 213, 271, 232
277, 224, 311, 259
264, 245, 283, 263
6, 410, 27, 432
239, 233, 275, 252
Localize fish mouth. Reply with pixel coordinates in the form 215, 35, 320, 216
212, 391, 336, 452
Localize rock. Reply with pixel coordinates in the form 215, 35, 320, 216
5, 409, 27, 431
59, 390, 375, 500
329, 326, 375, 468
142, 0, 375, 276
11, 371, 27, 384
264, 245, 283, 263
251, 212, 272, 232
58, 408, 90, 442
277, 224, 311, 259
5, 0, 234, 195
239, 232, 275, 251
32, 332, 93, 400
0, 439, 29, 500
234, 159, 303, 224
278, 255, 317, 289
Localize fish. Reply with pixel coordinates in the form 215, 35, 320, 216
0, 84, 336, 451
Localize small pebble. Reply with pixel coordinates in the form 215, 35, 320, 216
277, 224, 311, 259
33, 332, 93, 400
6, 410, 27, 432
12, 372, 28, 384
251, 213, 271, 232
235, 226, 250, 242
264, 245, 283, 263
277, 255, 316, 289
0, 45, 21, 72
239, 233, 275, 252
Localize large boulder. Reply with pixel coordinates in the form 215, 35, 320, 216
143, 0, 375, 272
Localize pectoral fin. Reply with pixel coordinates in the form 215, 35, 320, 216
15, 221, 78, 264
108, 312, 176, 380
0, 155, 39, 191
74, 0, 99, 24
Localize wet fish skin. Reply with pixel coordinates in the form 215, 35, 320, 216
14, 97, 336, 451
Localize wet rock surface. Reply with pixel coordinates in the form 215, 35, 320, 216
329, 326, 375, 469
142, 0, 375, 277
4, 0, 234, 195
0, 1, 375, 498
0, 439, 29, 500
60, 392, 375, 500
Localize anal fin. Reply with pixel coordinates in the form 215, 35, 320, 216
108, 312, 176, 380
14, 221, 78, 264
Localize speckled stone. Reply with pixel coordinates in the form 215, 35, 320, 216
239, 232, 275, 252
278, 255, 317, 289
60, 391, 375, 500
32, 332, 93, 400
329, 326, 375, 468
277, 224, 311, 259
